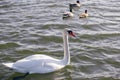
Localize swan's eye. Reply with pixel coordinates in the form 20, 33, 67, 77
67, 30, 72, 34
67, 30, 76, 37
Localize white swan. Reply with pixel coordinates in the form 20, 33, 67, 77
2, 29, 76, 74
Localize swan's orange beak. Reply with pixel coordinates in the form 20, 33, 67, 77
69, 32, 76, 37
67, 30, 76, 37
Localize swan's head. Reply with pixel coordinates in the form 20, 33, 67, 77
64, 29, 76, 37
67, 30, 76, 37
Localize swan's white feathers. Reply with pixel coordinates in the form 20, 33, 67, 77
2, 63, 14, 68
2, 29, 74, 74
4, 54, 64, 73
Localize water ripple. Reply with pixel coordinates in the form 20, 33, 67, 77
0, 0, 120, 80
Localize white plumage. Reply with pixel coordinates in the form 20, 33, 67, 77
2, 29, 76, 74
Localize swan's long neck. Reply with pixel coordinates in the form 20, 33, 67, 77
62, 31, 70, 65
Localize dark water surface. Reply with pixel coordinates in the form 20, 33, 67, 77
0, 0, 120, 80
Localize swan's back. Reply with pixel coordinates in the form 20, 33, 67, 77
11, 54, 64, 74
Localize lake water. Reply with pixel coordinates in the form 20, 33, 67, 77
0, 0, 120, 80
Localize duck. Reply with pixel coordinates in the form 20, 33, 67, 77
79, 10, 88, 18
2, 29, 76, 74
70, 0, 81, 9
63, 4, 74, 19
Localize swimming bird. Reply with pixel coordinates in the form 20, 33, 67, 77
2, 29, 76, 74
63, 4, 74, 19
79, 10, 88, 18
70, 0, 81, 9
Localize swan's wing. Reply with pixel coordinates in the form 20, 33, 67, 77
29, 61, 65, 74
23, 54, 54, 60
12, 54, 63, 73
13, 54, 56, 68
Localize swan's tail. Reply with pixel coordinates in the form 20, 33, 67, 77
2, 63, 14, 68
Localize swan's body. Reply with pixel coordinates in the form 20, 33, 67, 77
3, 55, 64, 74
79, 10, 88, 18
63, 4, 74, 19
2, 29, 75, 74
